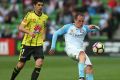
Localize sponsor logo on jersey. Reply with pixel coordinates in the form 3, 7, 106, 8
69, 29, 85, 38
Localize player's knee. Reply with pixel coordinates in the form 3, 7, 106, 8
85, 65, 93, 74
35, 58, 43, 68
17, 61, 25, 69
79, 51, 86, 62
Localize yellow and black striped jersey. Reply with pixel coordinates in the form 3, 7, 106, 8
21, 11, 48, 46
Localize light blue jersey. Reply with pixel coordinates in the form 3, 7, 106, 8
51, 23, 98, 80
51, 23, 98, 49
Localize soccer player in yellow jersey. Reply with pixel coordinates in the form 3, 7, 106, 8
10, 0, 48, 80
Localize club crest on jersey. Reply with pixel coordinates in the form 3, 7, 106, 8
80, 29, 85, 33
34, 25, 42, 33
30, 19, 36, 22
69, 28, 85, 38
71, 29, 76, 33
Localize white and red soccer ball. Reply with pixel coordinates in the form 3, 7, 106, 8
92, 42, 104, 54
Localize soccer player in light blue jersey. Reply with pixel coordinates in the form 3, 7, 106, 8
49, 13, 100, 80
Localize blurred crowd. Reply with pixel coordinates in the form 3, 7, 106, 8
0, 0, 120, 40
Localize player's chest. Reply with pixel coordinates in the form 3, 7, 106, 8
28, 17, 46, 32
31, 18, 45, 24
67, 27, 86, 37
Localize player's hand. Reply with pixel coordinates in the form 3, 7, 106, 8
29, 32, 35, 38
89, 25, 100, 30
49, 49, 55, 55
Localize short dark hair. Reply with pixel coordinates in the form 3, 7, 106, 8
32, 0, 44, 4
74, 12, 84, 19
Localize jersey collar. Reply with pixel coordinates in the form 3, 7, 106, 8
34, 11, 42, 17
73, 23, 82, 30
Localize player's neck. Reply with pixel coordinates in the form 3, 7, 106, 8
74, 23, 82, 29
34, 11, 42, 16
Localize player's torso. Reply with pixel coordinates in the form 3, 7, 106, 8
22, 11, 48, 46
64, 25, 87, 48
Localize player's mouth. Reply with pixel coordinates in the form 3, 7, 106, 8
79, 24, 83, 27
38, 9, 42, 11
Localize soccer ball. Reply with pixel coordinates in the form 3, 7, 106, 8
92, 42, 104, 54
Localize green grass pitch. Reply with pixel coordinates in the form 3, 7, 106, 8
0, 56, 120, 80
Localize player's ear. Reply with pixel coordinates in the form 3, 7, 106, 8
74, 18, 77, 22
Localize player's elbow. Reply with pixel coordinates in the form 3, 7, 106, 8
53, 32, 59, 38
54, 31, 61, 36
18, 26, 20, 31
18, 25, 23, 32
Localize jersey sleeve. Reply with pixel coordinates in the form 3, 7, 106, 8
51, 24, 70, 49
44, 15, 48, 23
21, 12, 31, 26
84, 25, 99, 33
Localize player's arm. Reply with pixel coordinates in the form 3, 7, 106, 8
18, 24, 35, 38
18, 12, 35, 38
86, 25, 100, 32
89, 25, 100, 30
49, 25, 69, 55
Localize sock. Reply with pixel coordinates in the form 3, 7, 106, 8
79, 77, 85, 80
78, 62, 85, 78
86, 74, 94, 80
10, 67, 21, 80
31, 67, 41, 80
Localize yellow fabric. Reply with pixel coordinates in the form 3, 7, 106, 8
19, 45, 24, 60
21, 11, 48, 46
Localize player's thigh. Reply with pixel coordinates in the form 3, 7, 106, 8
33, 46, 44, 60
19, 45, 33, 62
65, 47, 84, 60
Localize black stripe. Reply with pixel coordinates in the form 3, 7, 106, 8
30, 37, 33, 46
36, 33, 40, 46
25, 34, 28, 45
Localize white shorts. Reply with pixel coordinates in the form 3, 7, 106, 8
65, 47, 92, 65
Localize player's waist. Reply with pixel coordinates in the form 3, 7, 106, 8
65, 46, 84, 52
65, 45, 83, 49
22, 44, 43, 48
22, 42, 43, 46
22, 40, 44, 46
65, 43, 83, 47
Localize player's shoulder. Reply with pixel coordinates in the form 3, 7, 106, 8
64, 23, 74, 27
60, 23, 74, 31
41, 13, 48, 19
25, 11, 48, 18
24, 11, 34, 18
83, 25, 89, 28
83, 25, 89, 29
82, 25, 90, 32
27, 11, 34, 15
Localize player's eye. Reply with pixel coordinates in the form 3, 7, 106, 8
78, 20, 84, 22
37, 3, 43, 6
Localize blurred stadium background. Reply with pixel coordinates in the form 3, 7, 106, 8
0, 0, 120, 80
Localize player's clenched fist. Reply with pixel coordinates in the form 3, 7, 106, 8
48, 49, 55, 55
29, 32, 35, 38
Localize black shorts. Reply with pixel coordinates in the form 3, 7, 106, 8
19, 45, 44, 62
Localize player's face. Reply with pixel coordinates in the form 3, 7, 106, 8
34, 2, 44, 13
74, 15, 84, 28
